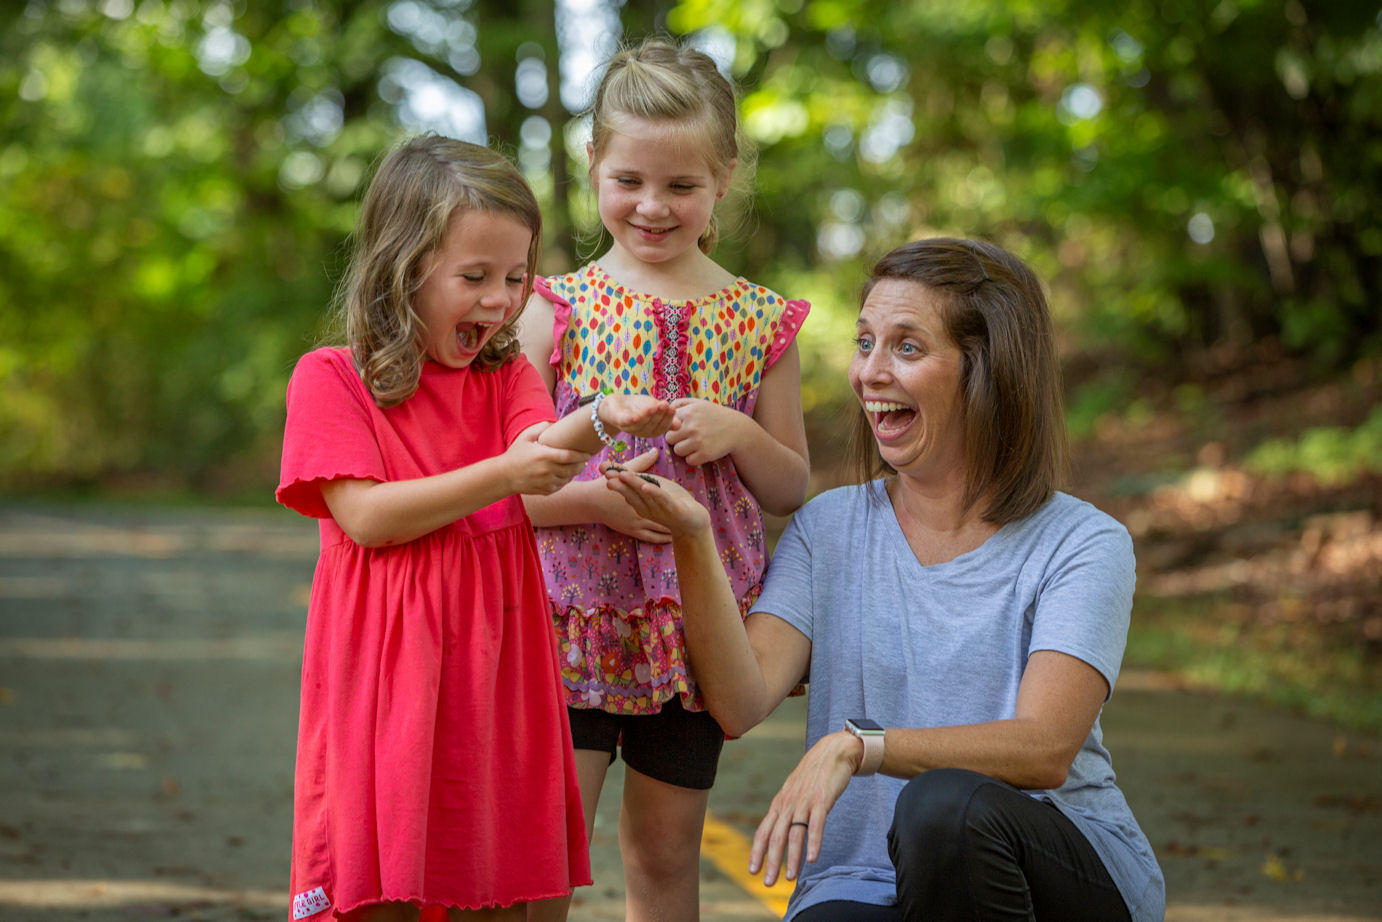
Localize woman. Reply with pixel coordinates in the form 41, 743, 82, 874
603, 238, 1165, 921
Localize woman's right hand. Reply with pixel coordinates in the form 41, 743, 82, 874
589, 449, 674, 542
602, 462, 711, 537
501, 423, 592, 496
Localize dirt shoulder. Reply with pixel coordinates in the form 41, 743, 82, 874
0, 503, 1378, 921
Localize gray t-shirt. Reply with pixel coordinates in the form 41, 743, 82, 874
752, 483, 1165, 922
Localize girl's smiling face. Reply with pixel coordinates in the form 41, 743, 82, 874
849, 278, 968, 482
413, 209, 532, 369
590, 116, 732, 270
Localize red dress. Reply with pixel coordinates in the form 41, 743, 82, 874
276, 348, 590, 919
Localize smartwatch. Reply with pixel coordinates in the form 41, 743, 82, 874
844, 718, 885, 776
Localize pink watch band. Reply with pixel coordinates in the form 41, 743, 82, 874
845, 720, 885, 776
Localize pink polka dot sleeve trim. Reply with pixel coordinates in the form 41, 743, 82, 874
534, 275, 574, 369
766, 298, 811, 369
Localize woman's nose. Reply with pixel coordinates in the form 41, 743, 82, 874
858, 349, 891, 383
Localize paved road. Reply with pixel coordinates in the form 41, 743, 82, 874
0, 503, 1379, 921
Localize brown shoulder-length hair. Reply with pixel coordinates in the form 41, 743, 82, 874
331, 134, 542, 407
848, 237, 1069, 524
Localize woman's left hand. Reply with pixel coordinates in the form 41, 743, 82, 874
749, 730, 861, 887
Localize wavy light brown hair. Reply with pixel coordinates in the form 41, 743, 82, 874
848, 237, 1070, 525
333, 134, 542, 407
588, 36, 750, 254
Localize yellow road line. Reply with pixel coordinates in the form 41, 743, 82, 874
702, 813, 793, 916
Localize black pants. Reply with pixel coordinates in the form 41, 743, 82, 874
795, 768, 1132, 922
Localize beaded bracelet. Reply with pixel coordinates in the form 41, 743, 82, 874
589, 392, 615, 446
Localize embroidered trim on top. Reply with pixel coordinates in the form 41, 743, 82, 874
650, 298, 692, 400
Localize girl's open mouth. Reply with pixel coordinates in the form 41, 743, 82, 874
456, 323, 486, 352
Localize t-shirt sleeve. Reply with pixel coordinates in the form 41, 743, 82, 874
1027, 512, 1136, 697
501, 355, 559, 447
750, 502, 816, 639
275, 350, 387, 519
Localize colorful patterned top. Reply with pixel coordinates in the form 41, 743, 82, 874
535, 264, 809, 715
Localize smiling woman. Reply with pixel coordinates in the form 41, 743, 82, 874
603, 237, 1166, 922
848, 239, 1069, 528
850, 279, 968, 494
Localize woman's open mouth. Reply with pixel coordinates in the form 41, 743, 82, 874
865, 400, 917, 437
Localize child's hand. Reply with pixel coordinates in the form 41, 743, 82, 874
599, 393, 677, 440
665, 398, 743, 465
602, 461, 711, 538
592, 449, 673, 543
503, 424, 592, 495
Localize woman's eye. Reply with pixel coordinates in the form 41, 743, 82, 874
462, 274, 484, 283
899, 342, 919, 355
506, 276, 524, 285
854, 336, 873, 352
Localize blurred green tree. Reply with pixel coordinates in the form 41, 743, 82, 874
664, 0, 1381, 377
0, 0, 1377, 490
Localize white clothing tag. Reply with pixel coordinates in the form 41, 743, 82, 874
292, 886, 331, 919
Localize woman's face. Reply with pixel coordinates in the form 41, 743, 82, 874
849, 278, 968, 483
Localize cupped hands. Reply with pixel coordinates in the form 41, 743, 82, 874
601, 462, 711, 538
598, 392, 679, 440
590, 449, 673, 543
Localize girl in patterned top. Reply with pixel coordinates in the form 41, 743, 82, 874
517, 36, 811, 922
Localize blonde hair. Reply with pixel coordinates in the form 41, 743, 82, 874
333, 134, 542, 407
588, 36, 749, 253
848, 238, 1070, 525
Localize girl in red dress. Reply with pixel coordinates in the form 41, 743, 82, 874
277, 135, 674, 922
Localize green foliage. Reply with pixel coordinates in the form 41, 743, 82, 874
1065, 369, 1137, 441
1127, 593, 1382, 733
0, 0, 1379, 490
0, 1, 454, 487
1245, 404, 1382, 484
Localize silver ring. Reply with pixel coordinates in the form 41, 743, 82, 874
789, 821, 809, 829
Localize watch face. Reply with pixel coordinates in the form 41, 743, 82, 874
848, 718, 884, 733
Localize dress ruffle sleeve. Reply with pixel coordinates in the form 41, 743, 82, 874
534, 276, 574, 369
766, 298, 811, 369
276, 348, 387, 519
